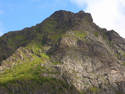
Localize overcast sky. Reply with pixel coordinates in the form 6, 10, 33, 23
0, 0, 125, 38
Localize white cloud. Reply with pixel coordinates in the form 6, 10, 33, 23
70, 0, 125, 38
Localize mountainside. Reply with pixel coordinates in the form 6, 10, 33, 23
0, 10, 125, 94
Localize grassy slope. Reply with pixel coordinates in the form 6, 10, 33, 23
0, 42, 49, 83
0, 42, 77, 94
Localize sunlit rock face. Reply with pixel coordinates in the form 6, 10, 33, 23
0, 10, 125, 94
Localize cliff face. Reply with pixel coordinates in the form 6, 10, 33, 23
0, 10, 125, 94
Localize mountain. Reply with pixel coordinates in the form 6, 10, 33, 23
0, 10, 125, 94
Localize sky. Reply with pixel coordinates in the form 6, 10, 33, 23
0, 0, 125, 38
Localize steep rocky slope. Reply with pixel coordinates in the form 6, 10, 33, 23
0, 10, 125, 94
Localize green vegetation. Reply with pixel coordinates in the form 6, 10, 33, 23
102, 33, 108, 40
48, 33, 63, 40
42, 18, 57, 33
0, 53, 48, 84
115, 53, 119, 58
94, 32, 99, 37
0, 42, 51, 84
0, 31, 35, 64
73, 31, 87, 39
123, 53, 125, 57
122, 62, 125, 66
79, 91, 85, 94
0, 52, 60, 86
41, 18, 69, 44
90, 87, 100, 93
52, 62, 61, 65
41, 53, 50, 59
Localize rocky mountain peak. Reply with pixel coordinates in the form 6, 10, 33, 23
76, 10, 93, 22
51, 10, 74, 16
50, 10, 93, 25
0, 10, 125, 94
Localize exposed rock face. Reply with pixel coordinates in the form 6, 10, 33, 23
49, 29, 125, 94
0, 10, 125, 94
